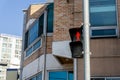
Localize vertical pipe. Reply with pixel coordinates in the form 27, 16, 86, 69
42, 9, 47, 80
82, 0, 91, 80
20, 10, 27, 80
73, 0, 78, 80
74, 59, 78, 80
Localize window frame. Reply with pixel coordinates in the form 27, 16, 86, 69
91, 77, 120, 80
90, 0, 118, 38
24, 37, 42, 59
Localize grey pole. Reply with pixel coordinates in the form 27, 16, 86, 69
74, 59, 78, 80
20, 10, 27, 80
43, 10, 47, 80
82, 0, 91, 80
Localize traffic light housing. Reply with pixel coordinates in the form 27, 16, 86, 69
69, 26, 83, 58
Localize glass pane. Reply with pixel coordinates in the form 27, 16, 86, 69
28, 20, 39, 45
32, 77, 36, 80
90, 11, 117, 26
39, 14, 44, 36
36, 73, 42, 80
33, 40, 41, 51
24, 31, 28, 50
90, 0, 117, 26
106, 78, 120, 80
49, 71, 67, 80
90, 0, 115, 7
26, 47, 32, 57
68, 71, 73, 80
92, 29, 116, 36
47, 3, 54, 32
91, 78, 105, 80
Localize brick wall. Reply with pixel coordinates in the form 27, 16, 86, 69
23, 36, 53, 67
53, 0, 83, 41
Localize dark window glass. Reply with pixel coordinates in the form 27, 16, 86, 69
90, 0, 117, 37
39, 14, 44, 36
36, 73, 42, 80
33, 40, 41, 51
92, 29, 116, 36
24, 31, 28, 50
31, 77, 36, 80
90, 0, 117, 26
28, 21, 39, 45
26, 47, 32, 57
49, 71, 67, 80
91, 78, 105, 80
68, 71, 73, 80
26, 40, 41, 57
47, 3, 54, 32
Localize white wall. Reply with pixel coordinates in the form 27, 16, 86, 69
47, 0, 54, 3
52, 41, 72, 58
22, 54, 63, 79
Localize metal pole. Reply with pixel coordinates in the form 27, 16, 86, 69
20, 10, 27, 80
82, 0, 91, 80
74, 59, 78, 80
43, 10, 47, 80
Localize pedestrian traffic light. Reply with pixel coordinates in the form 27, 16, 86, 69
69, 26, 83, 58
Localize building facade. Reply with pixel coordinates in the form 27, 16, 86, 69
0, 34, 22, 80
21, 0, 120, 80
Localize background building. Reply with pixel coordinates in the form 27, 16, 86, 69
21, 0, 120, 80
0, 34, 22, 80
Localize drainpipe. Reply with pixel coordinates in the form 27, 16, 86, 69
20, 10, 27, 80
42, 9, 47, 80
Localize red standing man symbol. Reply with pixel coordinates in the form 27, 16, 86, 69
75, 31, 81, 41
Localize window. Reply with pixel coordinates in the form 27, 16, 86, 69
24, 3, 53, 58
36, 73, 42, 80
49, 71, 73, 80
91, 78, 105, 80
47, 3, 54, 33
28, 21, 39, 45
2, 43, 7, 47
27, 73, 42, 80
91, 77, 120, 80
8, 44, 12, 48
90, 0, 117, 37
24, 15, 44, 50
38, 14, 44, 36
2, 37, 8, 42
26, 40, 41, 57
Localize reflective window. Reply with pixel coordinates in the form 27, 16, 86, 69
47, 3, 54, 32
106, 78, 120, 80
38, 14, 44, 36
91, 78, 105, 80
26, 40, 41, 57
33, 40, 41, 51
90, 0, 117, 37
26, 47, 32, 57
28, 72, 42, 80
28, 21, 39, 45
68, 71, 73, 80
36, 73, 42, 80
49, 71, 73, 80
91, 77, 120, 80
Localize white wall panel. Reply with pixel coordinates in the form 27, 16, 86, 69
22, 59, 38, 79
47, 0, 54, 3
22, 54, 63, 79
52, 41, 72, 58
